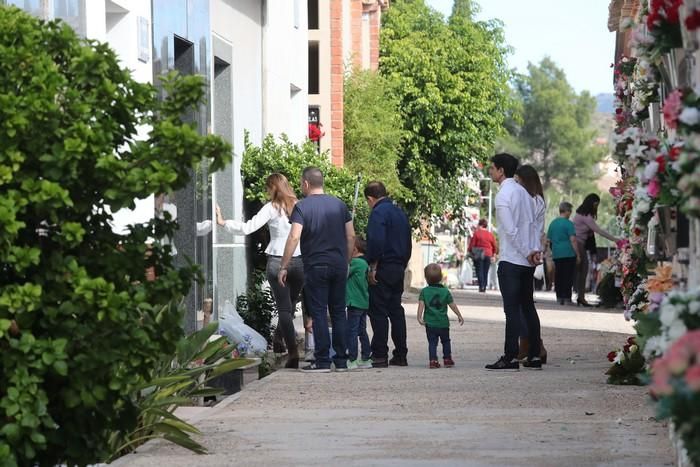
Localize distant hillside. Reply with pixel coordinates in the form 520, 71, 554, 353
595, 93, 614, 114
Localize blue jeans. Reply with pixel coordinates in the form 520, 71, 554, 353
426, 326, 451, 360
497, 261, 541, 360
303, 264, 348, 368
346, 307, 370, 361
474, 256, 491, 290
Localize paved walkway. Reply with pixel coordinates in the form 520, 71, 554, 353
116, 288, 673, 466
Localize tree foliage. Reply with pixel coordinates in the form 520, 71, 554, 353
0, 7, 230, 465
380, 0, 511, 229
240, 133, 370, 235
505, 57, 606, 192
343, 68, 408, 201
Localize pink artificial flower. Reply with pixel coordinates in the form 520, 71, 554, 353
663, 89, 683, 130
685, 365, 700, 391
650, 362, 674, 396
647, 177, 661, 198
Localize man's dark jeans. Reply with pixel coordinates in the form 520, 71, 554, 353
346, 306, 370, 361
553, 257, 576, 301
369, 263, 407, 360
497, 261, 541, 360
426, 326, 451, 361
474, 256, 491, 290
304, 264, 348, 368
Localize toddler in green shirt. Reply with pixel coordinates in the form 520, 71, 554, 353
346, 237, 373, 370
417, 263, 464, 369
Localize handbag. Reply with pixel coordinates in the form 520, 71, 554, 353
470, 247, 485, 261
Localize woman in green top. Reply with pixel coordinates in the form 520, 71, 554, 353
417, 264, 464, 369
546, 202, 581, 305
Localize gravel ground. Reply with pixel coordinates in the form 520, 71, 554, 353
115, 288, 673, 467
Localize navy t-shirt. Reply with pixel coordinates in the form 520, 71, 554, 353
290, 194, 352, 268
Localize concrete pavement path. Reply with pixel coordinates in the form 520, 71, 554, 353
115, 288, 672, 466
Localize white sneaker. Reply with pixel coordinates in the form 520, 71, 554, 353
357, 359, 373, 369
347, 360, 359, 371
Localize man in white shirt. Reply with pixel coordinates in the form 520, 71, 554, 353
485, 153, 543, 371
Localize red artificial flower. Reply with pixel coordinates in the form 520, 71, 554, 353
687, 9, 700, 30
627, 336, 637, 345
607, 351, 617, 362
656, 155, 667, 173
647, 138, 660, 149
623, 344, 631, 353
669, 145, 681, 160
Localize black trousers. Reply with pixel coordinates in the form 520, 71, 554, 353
553, 257, 576, 301
368, 263, 407, 360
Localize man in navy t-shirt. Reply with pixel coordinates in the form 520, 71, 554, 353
279, 167, 355, 372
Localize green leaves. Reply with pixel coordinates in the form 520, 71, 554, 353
380, 0, 511, 229
0, 6, 230, 466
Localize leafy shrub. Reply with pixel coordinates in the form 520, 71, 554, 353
241, 133, 369, 234
0, 7, 230, 465
107, 322, 252, 461
235, 271, 278, 344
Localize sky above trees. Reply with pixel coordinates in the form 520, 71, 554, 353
425, 0, 616, 96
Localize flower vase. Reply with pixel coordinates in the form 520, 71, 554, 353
659, 48, 683, 89
656, 205, 678, 259
648, 102, 661, 133
646, 221, 660, 259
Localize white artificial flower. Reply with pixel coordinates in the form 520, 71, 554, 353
679, 107, 700, 126
668, 320, 688, 342
643, 160, 659, 181
643, 336, 664, 358
636, 199, 651, 214
660, 304, 679, 326
623, 127, 640, 139
613, 351, 623, 364
689, 301, 700, 315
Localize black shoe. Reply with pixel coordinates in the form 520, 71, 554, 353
389, 356, 408, 366
577, 300, 593, 308
299, 363, 331, 373
557, 298, 565, 305
285, 357, 299, 369
372, 358, 388, 368
522, 358, 542, 370
485, 356, 519, 371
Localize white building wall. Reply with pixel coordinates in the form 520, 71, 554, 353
82, 0, 156, 234
262, 0, 309, 143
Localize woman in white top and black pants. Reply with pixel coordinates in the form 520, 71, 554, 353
514, 164, 548, 363
216, 173, 304, 368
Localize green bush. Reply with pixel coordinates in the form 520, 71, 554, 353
241, 132, 369, 234
235, 271, 278, 344
0, 7, 230, 466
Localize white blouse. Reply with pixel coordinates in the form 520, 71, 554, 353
223, 202, 301, 257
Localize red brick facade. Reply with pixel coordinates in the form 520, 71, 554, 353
326, 0, 388, 167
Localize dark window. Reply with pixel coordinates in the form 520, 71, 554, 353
307, 0, 319, 30
308, 42, 319, 95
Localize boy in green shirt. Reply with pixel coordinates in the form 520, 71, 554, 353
346, 238, 373, 370
417, 263, 464, 368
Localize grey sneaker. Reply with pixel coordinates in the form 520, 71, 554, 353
300, 363, 330, 373
485, 356, 519, 371
522, 357, 542, 370
347, 360, 359, 371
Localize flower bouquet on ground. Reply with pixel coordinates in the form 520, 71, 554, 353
606, 336, 646, 385
650, 329, 700, 466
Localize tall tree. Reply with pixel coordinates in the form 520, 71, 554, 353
511, 57, 605, 191
343, 68, 407, 200
380, 0, 511, 230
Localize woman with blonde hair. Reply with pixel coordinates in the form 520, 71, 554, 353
217, 173, 304, 368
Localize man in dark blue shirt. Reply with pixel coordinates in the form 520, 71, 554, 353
279, 167, 355, 372
364, 181, 412, 367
